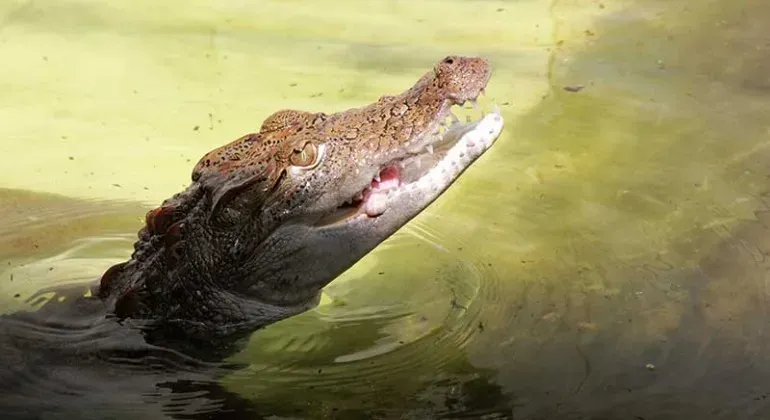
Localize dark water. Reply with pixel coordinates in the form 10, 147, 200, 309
2, 0, 770, 418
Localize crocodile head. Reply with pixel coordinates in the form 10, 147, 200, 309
99, 56, 505, 337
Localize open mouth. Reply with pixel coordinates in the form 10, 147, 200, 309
318, 96, 502, 226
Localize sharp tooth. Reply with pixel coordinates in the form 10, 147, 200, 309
470, 99, 478, 109
374, 173, 381, 182
450, 112, 460, 123
426, 144, 434, 154
354, 191, 363, 201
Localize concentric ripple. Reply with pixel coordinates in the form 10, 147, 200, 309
222, 207, 504, 414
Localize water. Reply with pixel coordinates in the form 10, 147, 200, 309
1, 0, 770, 418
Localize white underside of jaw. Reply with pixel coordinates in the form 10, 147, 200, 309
363, 108, 505, 216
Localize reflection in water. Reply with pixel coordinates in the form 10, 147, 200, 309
1, 0, 770, 418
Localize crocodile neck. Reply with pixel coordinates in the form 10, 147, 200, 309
97, 184, 318, 341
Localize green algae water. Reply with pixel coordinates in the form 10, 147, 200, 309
2, 0, 770, 418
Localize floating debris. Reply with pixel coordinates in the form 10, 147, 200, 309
564, 85, 585, 93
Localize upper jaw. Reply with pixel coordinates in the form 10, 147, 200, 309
317, 75, 494, 225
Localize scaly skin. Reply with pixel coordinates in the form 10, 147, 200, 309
14, 56, 506, 354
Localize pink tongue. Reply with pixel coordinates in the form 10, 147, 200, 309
370, 165, 401, 191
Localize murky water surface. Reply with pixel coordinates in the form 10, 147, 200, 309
1, 0, 770, 418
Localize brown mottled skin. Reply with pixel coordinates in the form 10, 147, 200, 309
2, 56, 502, 363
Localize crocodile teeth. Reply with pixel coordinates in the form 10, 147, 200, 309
426, 144, 434, 155
374, 173, 381, 182
354, 191, 363, 201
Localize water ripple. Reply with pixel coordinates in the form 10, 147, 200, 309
224, 212, 503, 414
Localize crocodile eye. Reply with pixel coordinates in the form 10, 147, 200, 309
290, 142, 322, 168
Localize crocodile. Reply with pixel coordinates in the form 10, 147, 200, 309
0, 56, 505, 412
